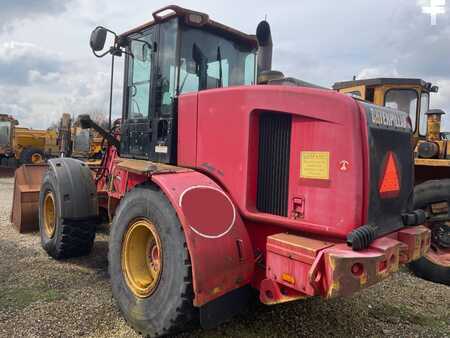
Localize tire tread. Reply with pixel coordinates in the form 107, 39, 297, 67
409, 179, 450, 285
54, 221, 95, 259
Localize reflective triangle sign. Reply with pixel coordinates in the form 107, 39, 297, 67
379, 152, 400, 198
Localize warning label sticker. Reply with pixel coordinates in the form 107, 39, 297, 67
300, 152, 330, 180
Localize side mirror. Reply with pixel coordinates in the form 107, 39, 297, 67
431, 85, 439, 93
90, 27, 108, 52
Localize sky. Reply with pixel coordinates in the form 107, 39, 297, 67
1, 0, 450, 129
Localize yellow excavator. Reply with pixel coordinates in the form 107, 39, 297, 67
333, 78, 450, 285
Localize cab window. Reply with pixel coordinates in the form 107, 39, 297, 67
127, 31, 153, 120
179, 26, 256, 94
157, 19, 178, 115
0, 121, 11, 146
419, 92, 429, 136
385, 89, 418, 131
347, 91, 362, 97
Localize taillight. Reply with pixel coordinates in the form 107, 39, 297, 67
379, 151, 400, 198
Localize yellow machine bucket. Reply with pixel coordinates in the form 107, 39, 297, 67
11, 164, 48, 233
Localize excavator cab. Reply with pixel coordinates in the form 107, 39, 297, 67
92, 6, 257, 164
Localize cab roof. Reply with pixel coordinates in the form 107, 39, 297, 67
333, 78, 431, 90
121, 5, 258, 49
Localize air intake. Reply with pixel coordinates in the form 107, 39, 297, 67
256, 112, 291, 216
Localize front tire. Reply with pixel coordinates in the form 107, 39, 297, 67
109, 185, 197, 337
38, 172, 96, 259
409, 180, 450, 285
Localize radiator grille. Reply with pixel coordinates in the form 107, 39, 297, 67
256, 112, 292, 216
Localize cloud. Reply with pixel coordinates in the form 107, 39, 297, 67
0, 39, 123, 129
357, 67, 400, 79
0, 0, 73, 32
0, 0, 450, 131
0, 41, 64, 85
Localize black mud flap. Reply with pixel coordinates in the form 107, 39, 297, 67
199, 285, 253, 330
47, 157, 99, 222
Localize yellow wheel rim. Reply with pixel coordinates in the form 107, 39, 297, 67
31, 153, 43, 164
43, 192, 56, 238
122, 218, 163, 298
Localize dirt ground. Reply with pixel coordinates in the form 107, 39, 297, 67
0, 175, 448, 338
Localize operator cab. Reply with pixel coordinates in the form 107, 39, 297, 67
0, 121, 12, 147
91, 6, 258, 163
0, 116, 16, 149
333, 78, 439, 140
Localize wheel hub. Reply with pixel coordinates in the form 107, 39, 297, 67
31, 153, 43, 164
122, 219, 163, 298
43, 192, 56, 238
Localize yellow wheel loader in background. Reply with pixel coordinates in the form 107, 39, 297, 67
333, 78, 450, 285
0, 113, 104, 170
0, 114, 59, 168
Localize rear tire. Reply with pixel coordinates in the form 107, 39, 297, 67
38, 172, 96, 259
409, 256, 449, 285
109, 185, 197, 337
409, 180, 450, 285
20, 147, 46, 164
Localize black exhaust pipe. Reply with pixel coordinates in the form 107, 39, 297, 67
256, 20, 273, 75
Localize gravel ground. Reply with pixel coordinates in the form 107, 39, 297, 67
0, 175, 449, 338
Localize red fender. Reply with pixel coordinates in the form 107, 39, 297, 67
151, 171, 254, 306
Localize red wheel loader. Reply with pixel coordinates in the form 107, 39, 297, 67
12, 5, 431, 337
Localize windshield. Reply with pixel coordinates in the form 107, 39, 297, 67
0, 121, 11, 146
179, 26, 256, 94
385, 89, 418, 131
419, 92, 429, 136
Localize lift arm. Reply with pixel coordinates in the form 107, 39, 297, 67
78, 114, 120, 149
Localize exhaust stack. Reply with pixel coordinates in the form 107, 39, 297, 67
256, 20, 273, 74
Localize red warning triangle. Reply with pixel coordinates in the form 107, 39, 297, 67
379, 152, 400, 197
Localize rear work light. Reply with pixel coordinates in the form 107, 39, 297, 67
379, 151, 400, 198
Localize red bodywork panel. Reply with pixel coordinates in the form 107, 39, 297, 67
151, 172, 254, 306
178, 85, 367, 238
